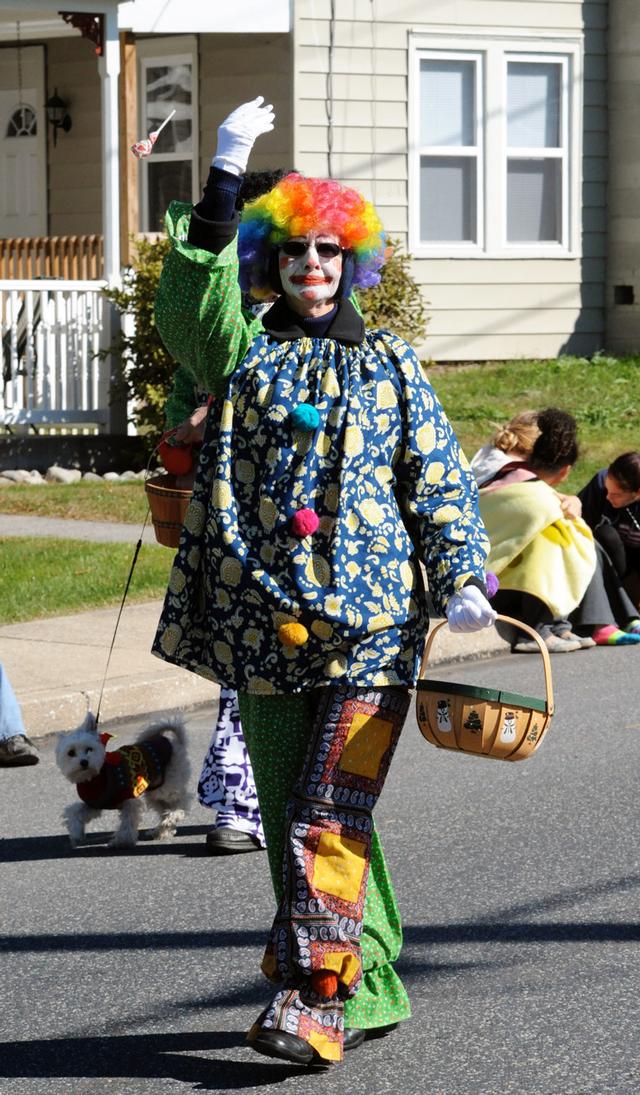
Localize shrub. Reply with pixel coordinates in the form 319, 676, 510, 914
103, 236, 171, 439
358, 238, 429, 347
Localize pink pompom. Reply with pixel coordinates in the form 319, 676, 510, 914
290, 508, 319, 538
486, 571, 500, 599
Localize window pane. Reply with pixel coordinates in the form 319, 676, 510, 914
420, 156, 477, 242
507, 159, 561, 242
147, 161, 192, 231
420, 59, 475, 146
145, 64, 192, 154
507, 62, 561, 148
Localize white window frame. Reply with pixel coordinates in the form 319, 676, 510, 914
414, 50, 484, 253
136, 36, 199, 233
409, 31, 583, 259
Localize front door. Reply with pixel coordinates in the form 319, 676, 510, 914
0, 45, 46, 237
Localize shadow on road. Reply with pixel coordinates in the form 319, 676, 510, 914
0, 826, 215, 862
3, 912, 640, 960
0, 928, 265, 953
0, 1030, 304, 1088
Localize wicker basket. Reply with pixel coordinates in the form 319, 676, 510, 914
416, 615, 554, 762
144, 473, 192, 549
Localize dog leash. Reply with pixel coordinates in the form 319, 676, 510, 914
94, 436, 175, 729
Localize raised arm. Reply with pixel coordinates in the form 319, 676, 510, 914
156, 98, 275, 403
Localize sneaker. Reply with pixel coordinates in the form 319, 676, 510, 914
555, 630, 597, 649
0, 734, 40, 767
513, 634, 581, 654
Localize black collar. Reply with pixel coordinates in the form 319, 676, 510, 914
261, 297, 365, 345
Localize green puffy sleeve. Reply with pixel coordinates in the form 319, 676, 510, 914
155, 201, 263, 401
164, 365, 200, 430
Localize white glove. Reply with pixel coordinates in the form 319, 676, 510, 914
446, 585, 497, 633
212, 96, 275, 175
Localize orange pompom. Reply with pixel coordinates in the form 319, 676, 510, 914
311, 970, 339, 999
277, 622, 309, 647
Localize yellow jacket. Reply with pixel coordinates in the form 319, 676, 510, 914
480, 479, 596, 618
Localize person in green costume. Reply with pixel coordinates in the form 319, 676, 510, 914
153, 97, 495, 1067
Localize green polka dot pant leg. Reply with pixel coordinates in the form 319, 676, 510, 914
238, 689, 411, 1031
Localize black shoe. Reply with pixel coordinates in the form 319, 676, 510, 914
343, 1027, 366, 1051
0, 735, 39, 767
249, 1029, 331, 1068
344, 1022, 398, 1052
205, 828, 264, 856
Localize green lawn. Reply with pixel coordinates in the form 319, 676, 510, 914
428, 353, 640, 493
1, 355, 638, 524
0, 537, 173, 625
0, 480, 149, 524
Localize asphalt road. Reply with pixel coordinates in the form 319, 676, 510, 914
2, 647, 639, 1095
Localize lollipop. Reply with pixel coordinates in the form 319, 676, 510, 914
130, 109, 176, 159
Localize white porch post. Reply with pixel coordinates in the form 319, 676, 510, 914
99, 7, 121, 284
98, 8, 125, 431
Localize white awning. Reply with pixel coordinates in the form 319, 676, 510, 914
118, 0, 290, 34
0, 0, 290, 40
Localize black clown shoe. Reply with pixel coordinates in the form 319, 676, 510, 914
205, 828, 265, 855
249, 1029, 333, 1069
344, 1022, 398, 1051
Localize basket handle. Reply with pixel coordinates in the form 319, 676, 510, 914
419, 614, 554, 717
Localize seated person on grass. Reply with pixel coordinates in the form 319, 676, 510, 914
479, 409, 640, 652
579, 452, 640, 626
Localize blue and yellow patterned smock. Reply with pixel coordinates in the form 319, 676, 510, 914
152, 202, 489, 696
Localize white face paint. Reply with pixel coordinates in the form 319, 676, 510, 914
278, 233, 343, 315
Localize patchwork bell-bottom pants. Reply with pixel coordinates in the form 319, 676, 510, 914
239, 683, 412, 1063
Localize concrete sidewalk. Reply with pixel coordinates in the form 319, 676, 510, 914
0, 513, 156, 544
0, 600, 509, 738
0, 601, 219, 736
0, 511, 509, 736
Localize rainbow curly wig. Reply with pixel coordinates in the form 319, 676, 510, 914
237, 173, 385, 296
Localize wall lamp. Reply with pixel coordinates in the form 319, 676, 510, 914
45, 90, 72, 145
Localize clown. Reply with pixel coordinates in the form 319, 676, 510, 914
153, 97, 495, 1067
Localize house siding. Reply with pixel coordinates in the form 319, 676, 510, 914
198, 33, 294, 185
47, 37, 102, 237
293, 0, 608, 361
607, 0, 640, 352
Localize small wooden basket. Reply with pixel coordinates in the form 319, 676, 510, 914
144, 473, 192, 549
416, 615, 554, 762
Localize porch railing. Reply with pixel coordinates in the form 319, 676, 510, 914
0, 279, 112, 433
0, 236, 104, 281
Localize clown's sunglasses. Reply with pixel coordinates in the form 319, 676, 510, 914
280, 240, 342, 258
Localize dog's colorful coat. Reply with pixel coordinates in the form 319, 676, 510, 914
77, 733, 172, 810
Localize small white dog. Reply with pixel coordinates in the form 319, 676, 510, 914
56, 712, 191, 848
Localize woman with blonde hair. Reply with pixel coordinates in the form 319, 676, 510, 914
471, 410, 540, 489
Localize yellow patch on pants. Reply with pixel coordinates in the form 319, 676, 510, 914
339, 712, 393, 779
312, 833, 367, 903
308, 1030, 342, 1061
323, 949, 361, 987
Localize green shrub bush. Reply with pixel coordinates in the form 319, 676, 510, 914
358, 238, 429, 346
103, 236, 171, 439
